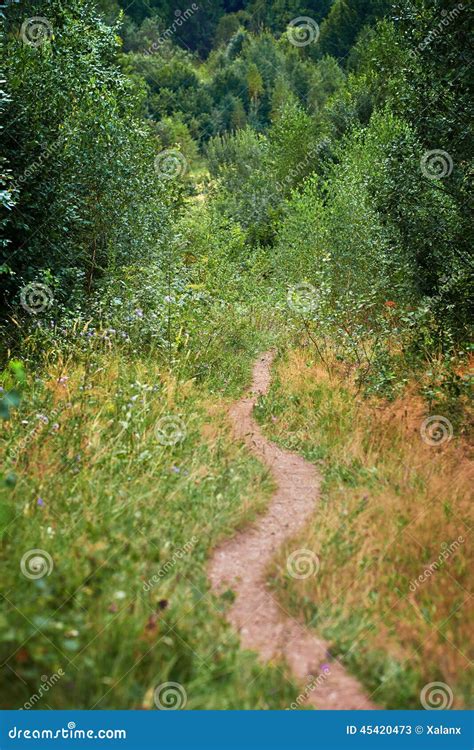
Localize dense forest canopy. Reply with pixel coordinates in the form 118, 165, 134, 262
2, 0, 472, 349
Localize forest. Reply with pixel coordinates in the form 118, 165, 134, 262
0, 0, 472, 712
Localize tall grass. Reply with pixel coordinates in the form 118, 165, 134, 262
0, 325, 299, 709
257, 348, 473, 709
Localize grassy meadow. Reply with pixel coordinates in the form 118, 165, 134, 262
0, 316, 304, 709
256, 348, 473, 709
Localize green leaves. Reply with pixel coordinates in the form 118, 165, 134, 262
2, 0, 174, 327
8, 360, 26, 385
0, 390, 21, 420
0, 361, 26, 420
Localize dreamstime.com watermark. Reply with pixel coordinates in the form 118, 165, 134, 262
420, 150, 453, 180
21, 669, 65, 710
409, 536, 464, 592
144, 5, 199, 55
287, 666, 331, 709
419, 415, 453, 445
142, 536, 198, 591
7, 403, 65, 466
244, 141, 324, 221
154, 149, 188, 180
20, 281, 54, 314
8, 722, 126, 740
287, 17, 319, 47
20, 16, 52, 47
153, 681, 187, 710
287, 282, 318, 315
409, 4, 465, 58
20, 549, 54, 579
16, 131, 66, 186
154, 414, 187, 445
420, 681, 454, 710
276, 142, 322, 193
286, 548, 320, 579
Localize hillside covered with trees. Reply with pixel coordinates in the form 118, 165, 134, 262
1, 0, 472, 712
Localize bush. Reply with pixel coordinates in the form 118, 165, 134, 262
1, 0, 177, 336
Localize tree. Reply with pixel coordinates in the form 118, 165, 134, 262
246, 62, 264, 102
230, 97, 247, 129
270, 74, 292, 121
319, 0, 391, 60
1, 0, 174, 315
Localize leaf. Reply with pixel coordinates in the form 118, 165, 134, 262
0, 390, 21, 419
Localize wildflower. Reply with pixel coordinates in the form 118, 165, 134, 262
135, 308, 144, 318
37, 497, 45, 506
384, 300, 396, 308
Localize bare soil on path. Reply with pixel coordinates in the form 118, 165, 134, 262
209, 351, 376, 709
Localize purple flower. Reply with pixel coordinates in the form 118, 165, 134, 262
37, 497, 45, 507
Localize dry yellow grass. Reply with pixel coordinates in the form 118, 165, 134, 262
263, 348, 473, 708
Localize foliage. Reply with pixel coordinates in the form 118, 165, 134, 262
318, 0, 392, 60
1, 0, 176, 330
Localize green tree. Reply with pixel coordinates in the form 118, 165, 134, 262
246, 62, 264, 102
319, 0, 391, 60
1, 0, 174, 313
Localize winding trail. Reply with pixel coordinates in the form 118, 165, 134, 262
209, 351, 376, 709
